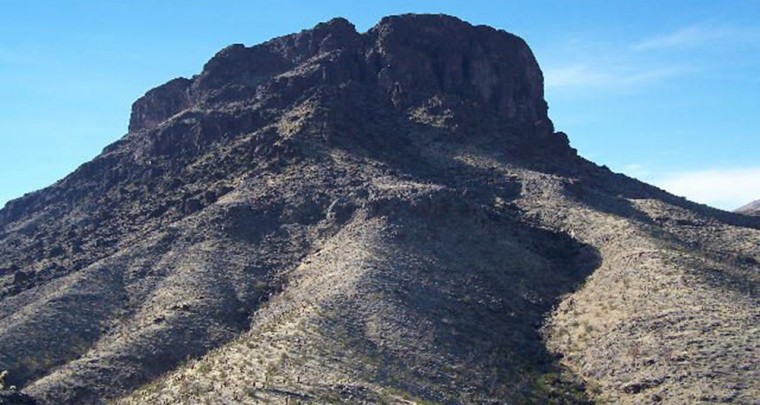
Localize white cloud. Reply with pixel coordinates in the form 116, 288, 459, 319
543, 23, 760, 94
646, 167, 760, 211
545, 63, 687, 91
633, 25, 760, 51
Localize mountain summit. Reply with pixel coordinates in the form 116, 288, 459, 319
1, 15, 758, 404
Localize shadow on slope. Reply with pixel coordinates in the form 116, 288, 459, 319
313, 194, 601, 403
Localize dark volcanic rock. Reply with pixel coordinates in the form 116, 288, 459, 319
368, 15, 549, 126
128, 78, 192, 132
131, 14, 558, 150
0, 390, 36, 405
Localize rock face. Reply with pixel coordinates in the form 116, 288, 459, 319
0, 390, 36, 405
1, 14, 758, 405
735, 199, 760, 216
128, 78, 192, 132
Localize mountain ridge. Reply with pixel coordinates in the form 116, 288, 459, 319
0, 14, 758, 405
735, 199, 760, 216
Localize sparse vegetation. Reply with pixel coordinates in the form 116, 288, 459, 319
1, 13, 758, 405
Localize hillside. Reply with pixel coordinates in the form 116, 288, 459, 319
736, 200, 760, 216
0, 14, 758, 405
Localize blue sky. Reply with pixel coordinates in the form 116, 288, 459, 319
1, 1, 758, 210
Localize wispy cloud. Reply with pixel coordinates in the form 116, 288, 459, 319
646, 167, 760, 211
633, 25, 760, 51
545, 63, 687, 91
543, 22, 760, 94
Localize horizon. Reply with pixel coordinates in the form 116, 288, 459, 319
1, 1, 758, 211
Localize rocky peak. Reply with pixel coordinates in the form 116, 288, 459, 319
268, 17, 360, 63
7, 14, 571, 231
367, 14, 548, 126
128, 14, 553, 139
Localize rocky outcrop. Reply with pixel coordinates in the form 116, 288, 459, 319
367, 15, 550, 128
127, 14, 558, 146
128, 78, 192, 132
0, 390, 36, 405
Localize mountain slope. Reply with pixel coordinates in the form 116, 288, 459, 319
736, 199, 760, 216
1, 14, 758, 405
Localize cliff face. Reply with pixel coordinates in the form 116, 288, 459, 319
1, 14, 758, 405
122, 14, 560, 164
128, 15, 551, 134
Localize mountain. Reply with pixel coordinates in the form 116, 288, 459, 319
1, 14, 758, 405
735, 199, 760, 216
